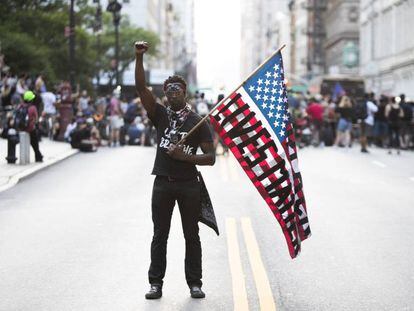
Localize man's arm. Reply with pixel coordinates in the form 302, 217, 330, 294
134, 41, 156, 118
167, 141, 216, 166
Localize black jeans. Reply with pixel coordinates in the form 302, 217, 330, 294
148, 176, 202, 287
29, 130, 43, 161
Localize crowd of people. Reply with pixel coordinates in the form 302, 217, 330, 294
289, 92, 414, 154
0, 72, 220, 157
1, 72, 413, 158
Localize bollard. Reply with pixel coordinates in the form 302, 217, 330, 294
5, 128, 18, 164
19, 131, 30, 165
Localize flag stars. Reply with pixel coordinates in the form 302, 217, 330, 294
274, 120, 280, 127
257, 79, 263, 85
255, 94, 261, 100
248, 85, 255, 92
265, 71, 271, 78
282, 114, 289, 121
271, 88, 277, 94
263, 95, 269, 101
276, 105, 282, 111
256, 86, 262, 93
273, 72, 279, 79
275, 112, 281, 119
264, 87, 269, 93
279, 89, 284, 95
272, 80, 277, 87
277, 97, 283, 103
264, 79, 270, 86
281, 123, 286, 129
269, 103, 275, 110
261, 102, 268, 109
273, 64, 280, 71
279, 129, 285, 136
268, 111, 274, 118
270, 96, 276, 102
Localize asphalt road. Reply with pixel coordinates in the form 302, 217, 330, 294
1, 145, 413, 311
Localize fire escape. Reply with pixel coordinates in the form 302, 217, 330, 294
304, 0, 327, 78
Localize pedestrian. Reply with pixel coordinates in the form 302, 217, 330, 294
108, 90, 123, 147
306, 98, 324, 146
361, 93, 378, 153
41, 90, 57, 139
17, 91, 43, 162
399, 94, 413, 149
385, 96, 404, 154
134, 41, 215, 300
373, 95, 389, 147
335, 95, 353, 147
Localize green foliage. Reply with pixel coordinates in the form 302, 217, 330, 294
0, 0, 159, 90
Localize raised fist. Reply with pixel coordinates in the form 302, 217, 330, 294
134, 41, 149, 55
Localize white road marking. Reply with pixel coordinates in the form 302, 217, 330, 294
372, 161, 386, 168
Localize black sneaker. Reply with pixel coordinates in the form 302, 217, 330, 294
145, 284, 162, 299
190, 286, 205, 299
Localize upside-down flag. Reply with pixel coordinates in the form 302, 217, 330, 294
210, 50, 311, 258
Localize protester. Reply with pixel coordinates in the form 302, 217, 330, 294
306, 98, 324, 146
361, 93, 378, 153
18, 91, 43, 162
385, 96, 404, 154
373, 95, 389, 148
335, 96, 354, 147
399, 94, 413, 149
135, 40, 215, 300
108, 91, 123, 147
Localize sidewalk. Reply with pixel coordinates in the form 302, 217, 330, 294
0, 138, 79, 193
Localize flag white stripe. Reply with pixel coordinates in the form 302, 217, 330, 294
235, 87, 295, 190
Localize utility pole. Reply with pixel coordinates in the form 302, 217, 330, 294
107, 0, 122, 86
69, 0, 76, 89
93, 0, 103, 87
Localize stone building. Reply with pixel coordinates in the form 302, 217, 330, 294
324, 0, 360, 76
241, 0, 291, 79
360, 0, 414, 97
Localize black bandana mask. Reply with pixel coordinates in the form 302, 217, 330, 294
166, 104, 191, 144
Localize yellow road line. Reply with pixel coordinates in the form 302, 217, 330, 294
226, 218, 249, 311
241, 217, 276, 311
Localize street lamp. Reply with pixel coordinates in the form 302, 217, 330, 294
106, 0, 122, 86
69, 0, 75, 89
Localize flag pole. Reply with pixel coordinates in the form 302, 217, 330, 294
177, 44, 286, 145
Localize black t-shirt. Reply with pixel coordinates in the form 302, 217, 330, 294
149, 103, 213, 179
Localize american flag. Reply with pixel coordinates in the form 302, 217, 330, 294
210, 51, 311, 258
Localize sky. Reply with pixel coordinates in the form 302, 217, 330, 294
194, 0, 241, 96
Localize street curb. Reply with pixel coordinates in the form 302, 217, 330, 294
0, 149, 79, 193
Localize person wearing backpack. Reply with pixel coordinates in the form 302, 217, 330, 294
16, 91, 43, 162
385, 96, 404, 154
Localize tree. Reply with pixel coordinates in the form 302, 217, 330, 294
0, 0, 159, 90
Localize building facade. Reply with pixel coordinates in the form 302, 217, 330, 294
289, 0, 309, 82
360, 0, 414, 97
122, 0, 197, 88
324, 0, 360, 76
241, 0, 291, 79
